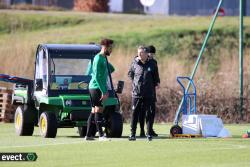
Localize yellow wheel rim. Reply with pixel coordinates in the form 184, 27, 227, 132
40, 116, 47, 134
15, 113, 21, 129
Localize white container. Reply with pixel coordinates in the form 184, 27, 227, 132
182, 115, 218, 135
217, 128, 232, 138
182, 115, 201, 135
200, 117, 224, 137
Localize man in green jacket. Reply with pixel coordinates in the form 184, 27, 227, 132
85, 38, 115, 141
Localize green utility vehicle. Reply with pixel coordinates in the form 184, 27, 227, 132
11, 44, 124, 138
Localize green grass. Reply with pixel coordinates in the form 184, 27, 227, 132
0, 11, 87, 34
0, 10, 244, 32
0, 123, 250, 167
0, 11, 249, 55
0, 10, 249, 74
0, 10, 248, 50
0, 10, 248, 66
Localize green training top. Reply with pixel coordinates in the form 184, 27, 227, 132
89, 53, 115, 94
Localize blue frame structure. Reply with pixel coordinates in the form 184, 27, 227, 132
177, 77, 197, 116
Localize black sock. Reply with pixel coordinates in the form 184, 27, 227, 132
95, 112, 104, 137
86, 113, 94, 137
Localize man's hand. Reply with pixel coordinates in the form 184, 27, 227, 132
100, 92, 109, 101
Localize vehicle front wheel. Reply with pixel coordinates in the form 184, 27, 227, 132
39, 112, 57, 138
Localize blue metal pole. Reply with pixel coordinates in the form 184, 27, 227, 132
174, 0, 224, 125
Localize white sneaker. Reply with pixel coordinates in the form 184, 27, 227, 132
99, 136, 111, 141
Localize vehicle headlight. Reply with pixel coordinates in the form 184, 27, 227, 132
65, 100, 72, 106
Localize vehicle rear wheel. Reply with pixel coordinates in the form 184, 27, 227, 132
78, 122, 96, 137
90, 124, 97, 137
14, 105, 34, 136
39, 112, 57, 138
105, 112, 123, 138
78, 126, 87, 137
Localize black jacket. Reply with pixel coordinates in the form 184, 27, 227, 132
149, 58, 160, 84
128, 57, 160, 98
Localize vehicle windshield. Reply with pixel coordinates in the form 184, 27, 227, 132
49, 53, 114, 92
50, 55, 93, 90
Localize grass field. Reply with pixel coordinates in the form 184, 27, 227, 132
0, 123, 250, 167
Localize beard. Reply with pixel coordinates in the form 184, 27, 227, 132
104, 50, 111, 56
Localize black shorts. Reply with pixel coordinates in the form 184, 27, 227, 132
89, 89, 103, 107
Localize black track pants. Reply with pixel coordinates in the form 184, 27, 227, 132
130, 97, 154, 136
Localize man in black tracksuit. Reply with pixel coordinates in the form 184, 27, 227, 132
147, 45, 160, 136
128, 46, 159, 141
139, 45, 160, 137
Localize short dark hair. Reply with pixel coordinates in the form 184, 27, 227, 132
100, 38, 114, 47
138, 45, 147, 52
147, 45, 156, 54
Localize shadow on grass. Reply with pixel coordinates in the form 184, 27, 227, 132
63, 135, 170, 140
32, 135, 41, 137
115, 134, 170, 140
66, 136, 81, 138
